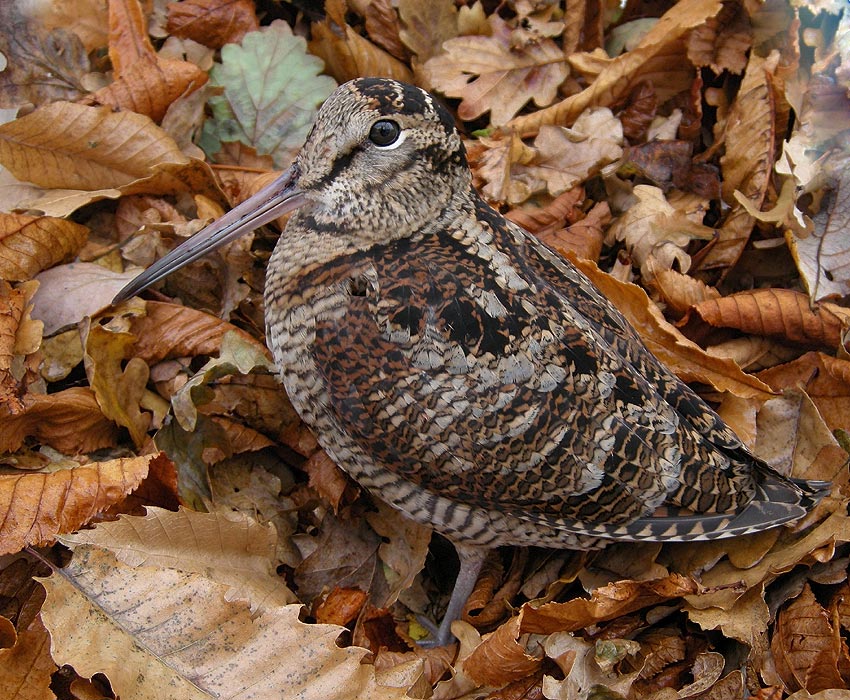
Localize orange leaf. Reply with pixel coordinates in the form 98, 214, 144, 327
465, 615, 543, 687
166, 0, 259, 49
0, 280, 42, 415
0, 387, 120, 455
90, 55, 208, 123
0, 454, 152, 555
107, 0, 156, 75
691, 289, 848, 350
0, 213, 88, 281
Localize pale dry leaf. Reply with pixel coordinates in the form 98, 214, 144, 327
0, 454, 152, 555
424, 15, 568, 125
398, 0, 458, 64
39, 546, 413, 699
61, 507, 296, 612
0, 214, 88, 282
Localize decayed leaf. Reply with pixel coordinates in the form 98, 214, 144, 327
786, 161, 850, 302
61, 507, 297, 612
0, 102, 189, 191
0, 614, 57, 698
570, 255, 775, 399
202, 21, 337, 168
508, 0, 723, 134
425, 15, 568, 125
0, 213, 88, 282
772, 583, 848, 693
309, 0, 413, 85
38, 545, 414, 699
166, 0, 259, 49
0, 454, 152, 555
82, 313, 152, 448
0, 387, 120, 455
690, 289, 849, 351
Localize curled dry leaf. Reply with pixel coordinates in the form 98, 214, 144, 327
0, 279, 42, 415
38, 545, 414, 699
0, 454, 152, 555
358, 0, 408, 61
520, 573, 700, 635
0, 214, 88, 282
464, 615, 543, 687
689, 289, 849, 351
0, 614, 56, 695
424, 15, 568, 125
508, 0, 723, 135
166, 0, 260, 49
0, 387, 120, 455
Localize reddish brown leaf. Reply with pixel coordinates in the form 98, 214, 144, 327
0, 454, 152, 555
314, 587, 368, 626
0, 213, 88, 281
166, 0, 259, 49
466, 615, 543, 687
0, 387, 120, 455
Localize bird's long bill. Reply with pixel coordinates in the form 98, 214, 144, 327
113, 165, 306, 304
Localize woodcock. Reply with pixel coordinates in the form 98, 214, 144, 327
115, 78, 828, 646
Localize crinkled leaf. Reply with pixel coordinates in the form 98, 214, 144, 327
201, 21, 336, 167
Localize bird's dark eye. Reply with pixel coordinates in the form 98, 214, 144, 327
369, 119, 401, 147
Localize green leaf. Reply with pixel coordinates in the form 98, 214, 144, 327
200, 20, 336, 167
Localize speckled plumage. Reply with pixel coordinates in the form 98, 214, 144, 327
116, 78, 828, 646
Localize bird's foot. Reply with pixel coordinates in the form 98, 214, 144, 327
414, 614, 455, 648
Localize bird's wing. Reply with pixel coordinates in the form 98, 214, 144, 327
305, 200, 812, 539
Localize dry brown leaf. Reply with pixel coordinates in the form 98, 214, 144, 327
0, 280, 42, 416
465, 615, 543, 687
310, 0, 413, 85
398, 0, 457, 64
425, 15, 568, 125
130, 300, 258, 364
0, 102, 189, 191
686, 0, 752, 74
39, 545, 414, 699
520, 574, 700, 635
107, 0, 156, 74
0, 213, 88, 282
303, 449, 352, 513
508, 0, 722, 135
0, 454, 152, 555
757, 352, 850, 433
360, 0, 408, 61
82, 315, 152, 448
772, 583, 847, 694
648, 268, 721, 316
0, 387, 120, 454
89, 55, 208, 123
166, 0, 259, 49
570, 255, 774, 399
691, 289, 850, 350
315, 587, 369, 626
0, 614, 57, 697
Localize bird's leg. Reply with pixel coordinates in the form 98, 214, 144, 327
418, 543, 487, 648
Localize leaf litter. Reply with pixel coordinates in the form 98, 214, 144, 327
0, 0, 848, 698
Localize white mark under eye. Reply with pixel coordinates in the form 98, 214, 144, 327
373, 130, 407, 150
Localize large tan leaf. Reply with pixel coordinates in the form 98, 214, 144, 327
0, 102, 188, 191
508, 0, 722, 135
0, 387, 120, 455
0, 213, 88, 282
38, 545, 415, 699
0, 455, 152, 555
61, 508, 297, 611
424, 15, 567, 125
569, 255, 774, 399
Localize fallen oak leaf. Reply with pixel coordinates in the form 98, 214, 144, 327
0, 454, 153, 555
424, 14, 568, 125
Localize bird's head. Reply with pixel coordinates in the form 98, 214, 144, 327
113, 78, 469, 302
